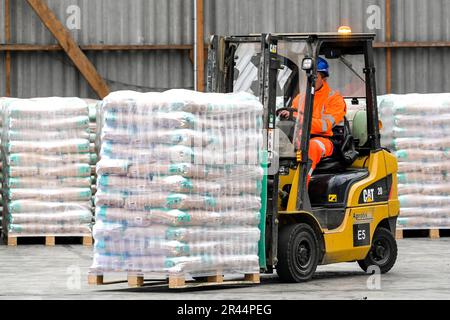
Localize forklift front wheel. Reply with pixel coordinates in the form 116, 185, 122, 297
276, 223, 320, 283
358, 227, 398, 274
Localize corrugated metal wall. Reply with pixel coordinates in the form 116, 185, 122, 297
9, 51, 193, 98
390, 0, 450, 93
1, 0, 194, 98
1, 0, 449, 98
9, 0, 194, 45
204, 0, 385, 39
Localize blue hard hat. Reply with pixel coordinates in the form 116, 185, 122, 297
317, 57, 329, 77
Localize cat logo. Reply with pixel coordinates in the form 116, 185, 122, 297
270, 44, 277, 53
328, 194, 337, 202
363, 189, 374, 203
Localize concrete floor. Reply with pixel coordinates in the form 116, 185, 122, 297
0, 238, 449, 300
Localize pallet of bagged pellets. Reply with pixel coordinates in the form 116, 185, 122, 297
378, 93, 450, 233
1, 97, 95, 246
88, 89, 265, 288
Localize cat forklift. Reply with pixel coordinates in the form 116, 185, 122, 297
207, 29, 399, 282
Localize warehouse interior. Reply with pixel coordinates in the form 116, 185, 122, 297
1, 0, 450, 302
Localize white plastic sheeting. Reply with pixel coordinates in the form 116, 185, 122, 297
1, 97, 95, 236
90, 89, 264, 276
378, 93, 450, 229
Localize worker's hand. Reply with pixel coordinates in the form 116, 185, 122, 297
279, 110, 290, 119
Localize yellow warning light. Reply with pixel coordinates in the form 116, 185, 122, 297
338, 26, 352, 34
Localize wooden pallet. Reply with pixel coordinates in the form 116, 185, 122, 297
396, 229, 448, 240
88, 272, 260, 289
4, 235, 93, 246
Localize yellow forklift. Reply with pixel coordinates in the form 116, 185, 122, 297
207, 30, 399, 282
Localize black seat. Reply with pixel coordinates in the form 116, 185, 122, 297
309, 168, 369, 208
314, 117, 359, 173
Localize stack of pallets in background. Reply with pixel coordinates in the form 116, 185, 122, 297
88, 89, 264, 288
378, 94, 450, 239
1, 97, 95, 246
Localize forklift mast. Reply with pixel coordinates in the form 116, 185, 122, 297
206, 32, 381, 273
207, 34, 280, 271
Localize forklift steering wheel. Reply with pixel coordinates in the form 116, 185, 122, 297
276, 107, 297, 121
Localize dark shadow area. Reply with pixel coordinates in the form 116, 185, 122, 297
0, 236, 87, 245
402, 229, 450, 238
312, 270, 366, 280
95, 280, 253, 293
403, 230, 430, 238
89, 270, 367, 294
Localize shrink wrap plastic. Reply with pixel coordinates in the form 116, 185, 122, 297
1, 98, 94, 236
91, 90, 264, 276
377, 94, 450, 229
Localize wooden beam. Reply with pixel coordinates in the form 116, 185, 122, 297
26, 0, 109, 98
188, 48, 194, 64
5, 0, 11, 97
82, 44, 192, 51
374, 41, 450, 48
3, 42, 450, 52
196, 0, 205, 92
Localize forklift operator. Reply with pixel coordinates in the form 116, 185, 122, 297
279, 57, 347, 185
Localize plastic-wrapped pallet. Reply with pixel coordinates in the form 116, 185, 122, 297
1, 97, 95, 237
90, 89, 264, 278
377, 94, 450, 230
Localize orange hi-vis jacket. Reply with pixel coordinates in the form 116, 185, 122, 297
292, 81, 347, 137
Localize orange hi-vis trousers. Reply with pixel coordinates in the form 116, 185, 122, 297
307, 136, 334, 185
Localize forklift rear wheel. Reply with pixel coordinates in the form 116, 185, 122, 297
277, 223, 320, 282
358, 227, 397, 274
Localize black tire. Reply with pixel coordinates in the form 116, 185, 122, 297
358, 227, 397, 274
276, 223, 320, 282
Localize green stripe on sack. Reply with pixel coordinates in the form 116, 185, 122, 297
96, 207, 107, 220
177, 212, 191, 223
8, 178, 20, 188
165, 227, 181, 240
78, 165, 90, 175
90, 153, 98, 164
176, 244, 190, 254
9, 154, 20, 165
80, 189, 92, 198
204, 196, 216, 208
77, 142, 90, 152
166, 194, 183, 207
395, 150, 407, 159
168, 164, 186, 174
8, 201, 21, 213
397, 173, 406, 184
98, 175, 109, 187
180, 178, 193, 190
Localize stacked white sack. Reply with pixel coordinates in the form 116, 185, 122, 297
1, 98, 95, 236
91, 89, 264, 277
378, 94, 450, 229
